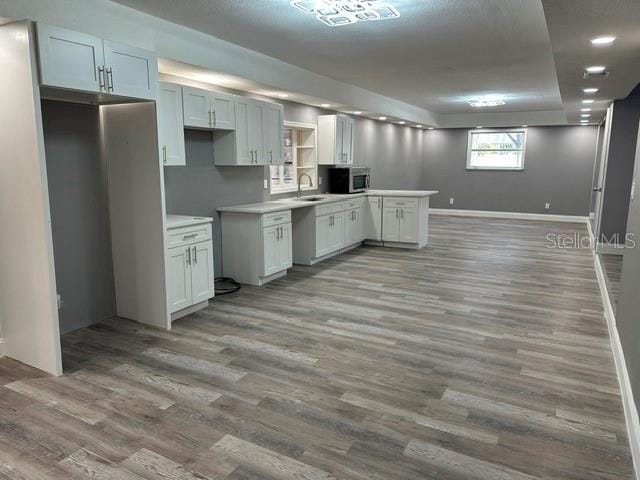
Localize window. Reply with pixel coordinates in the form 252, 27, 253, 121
467, 129, 527, 170
270, 121, 318, 194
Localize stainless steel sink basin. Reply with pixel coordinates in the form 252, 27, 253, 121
294, 197, 326, 202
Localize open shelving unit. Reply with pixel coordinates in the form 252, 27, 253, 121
271, 121, 317, 193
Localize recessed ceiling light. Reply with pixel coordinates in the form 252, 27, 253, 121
581, 119, 589, 123
581, 123, 590, 126
353, 111, 362, 115
278, 93, 289, 98
586, 66, 606, 73
398, 121, 406, 125
521, 125, 528, 128
469, 98, 506, 108
321, 103, 331, 108
476, 126, 483, 129
379, 116, 387, 121
416, 125, 423, 128
581, 108, 592, 112
582, 99, 595, 104
290, 0, 400, 27
591, 36, 616, 46
581, 114, 591, 118
428, 127, 435, 130
583, 88, 599, 94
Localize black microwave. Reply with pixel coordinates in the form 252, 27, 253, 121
328, 167, 371, 194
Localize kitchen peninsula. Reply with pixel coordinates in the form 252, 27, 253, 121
219, 190, 438, 286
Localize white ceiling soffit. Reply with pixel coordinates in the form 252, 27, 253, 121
112, 0, 566, 128
542, 0, 640, 125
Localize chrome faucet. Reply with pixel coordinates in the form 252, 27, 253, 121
297, 173, 314, 198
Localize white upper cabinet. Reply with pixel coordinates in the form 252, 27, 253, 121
37, 23, 157, 100
318, 114, 355, 165
157, 82, 186, 166
214, 97, 284, 166
182, 86, 236, 130
37, 24, 104, 93
103, 41, 157, 100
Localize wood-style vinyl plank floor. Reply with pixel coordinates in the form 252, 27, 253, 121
0, 216, 633, 479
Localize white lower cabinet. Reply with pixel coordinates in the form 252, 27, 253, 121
221, 210, 292, 286
166, 219, 215, 318
315, 212, 344, 258
381, 197, 428, 248
343, 208, 362, 246
364, 196, 383, 241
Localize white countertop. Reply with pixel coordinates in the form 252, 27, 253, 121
166, 214, 214, 229
218, 190, 439, 215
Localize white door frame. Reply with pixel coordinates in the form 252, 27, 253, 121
594, 103, 615, 244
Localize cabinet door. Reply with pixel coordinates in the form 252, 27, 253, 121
167, 247, 192, 313
315, 215, 332, 258
342, 117, 355, 165
211, 91, 236, 130
234, 98, 253, 165
353, 207, 363, 242
103, 40, 157, 100
364, 197, 383, 241
264, 103, 284, 165
191, 242, 215, 304
335, 116, 345, 164
183, 86, 212, 129
262, 225, 280, 276
277, 224, 293, 271
328, 214, 345, 252
251, 101, 267, 164
157, 82, 186, 166
399, 208, 419, 243
382, 207, 400, 242
37, 23, 104, 93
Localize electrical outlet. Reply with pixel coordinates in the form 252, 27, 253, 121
449, 197, 454, 205
545, 202, 550, 210
318, 176, 323, 185
264, 179, 268, 189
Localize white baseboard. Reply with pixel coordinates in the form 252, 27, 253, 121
430, 208, 589, 224
593, 253, 640, 479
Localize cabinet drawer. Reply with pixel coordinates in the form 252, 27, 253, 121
344, 198, 362, 210
167, 224, 212, 248
262, 210, 291, 227
315, 202, 345, 217
384, 197, 419, 209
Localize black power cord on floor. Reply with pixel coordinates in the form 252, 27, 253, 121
214, 277, 242, 296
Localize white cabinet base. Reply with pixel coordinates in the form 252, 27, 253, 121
171, 300, 209, 322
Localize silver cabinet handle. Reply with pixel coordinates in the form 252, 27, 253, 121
193, 246, 198, 264
276, 226, 280, 241
401, 208, 404, 219
186, 247, 191, 265
213, 110, 217, 127
208, 111, 212, 127
378, 198, 381, 208
269, 150, 273, 164
98, 66, 106, 91
106, 67, 114, 92
280, 226, 283, 239
396, 208, 399, 219
162, 146, 167, 164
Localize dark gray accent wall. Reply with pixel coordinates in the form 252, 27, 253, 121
600, 87, 640, 241
41, 100, 116, 334
164, 100, 425, 276
613, 119, 640, 413
421, 126, 598, 215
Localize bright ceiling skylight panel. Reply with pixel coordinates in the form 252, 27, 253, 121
290, 1, 400, 27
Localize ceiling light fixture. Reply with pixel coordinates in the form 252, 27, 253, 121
428, 127, 434, 130
378, 116, 387, 121
521, 125, 528, 128
586, 65, 606, 73
290, 0, 400, 27
581, 108, 592, 112
353, 111, 362, 115
582, 99, 595, 104
583, 88, 599, 94
591, 36, 616, 46
476, 126, 483, 129
398, 121, 406, 125
468, 98, 506, 108
581, 114, 591, 118
321, 103, 331, 108
416, 125, 423, 128
278, 93, 289, 98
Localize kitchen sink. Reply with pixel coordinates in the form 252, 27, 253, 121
294, 196, 326, 202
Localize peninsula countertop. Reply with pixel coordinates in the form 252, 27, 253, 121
217, 190, 439, 215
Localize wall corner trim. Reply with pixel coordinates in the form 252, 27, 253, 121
429, 208, 590, 224
593, 253, 640, 480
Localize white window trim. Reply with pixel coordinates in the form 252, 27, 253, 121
466, 128, 527, 171
270, 121, 318, 194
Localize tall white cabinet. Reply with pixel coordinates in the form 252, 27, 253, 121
318, 114, 355, 165
157, 82, 186, 166
37, 23, 157, 100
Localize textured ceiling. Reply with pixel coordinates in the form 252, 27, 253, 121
111, 0, 640, 125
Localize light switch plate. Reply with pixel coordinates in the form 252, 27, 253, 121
319, 176, 323, 185
545, 202, 550, 210
264, 179, 268, 189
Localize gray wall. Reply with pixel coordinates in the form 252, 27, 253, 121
42, 100, 116, 334
613, 118, 640, 413
164, 100, 425, 275
600, 87, 640, 241
421, 126, 598, 215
